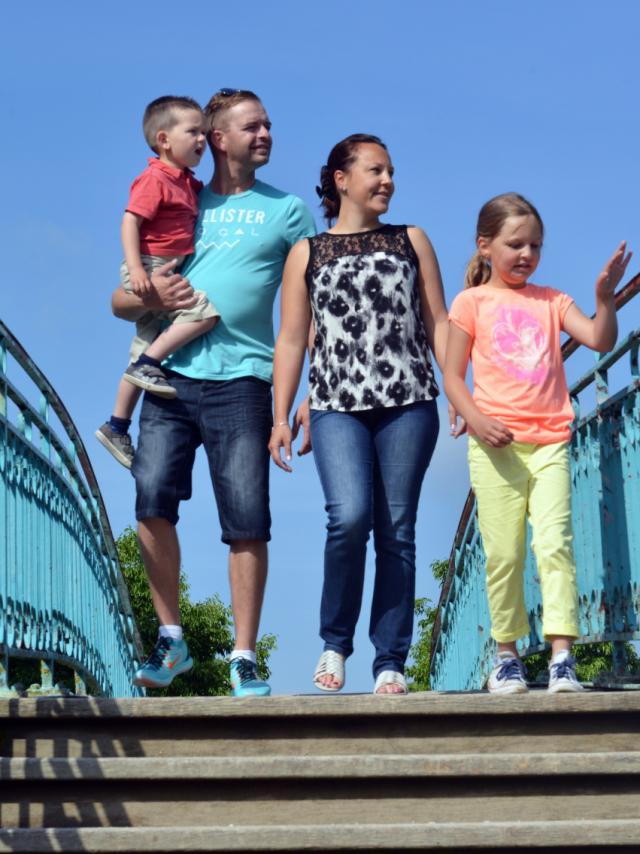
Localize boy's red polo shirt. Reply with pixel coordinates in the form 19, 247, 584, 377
126, 158, 203, 256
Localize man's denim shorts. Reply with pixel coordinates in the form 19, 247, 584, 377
132, 372, 272, 543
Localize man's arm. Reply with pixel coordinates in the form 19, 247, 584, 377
112, 259, 199, 321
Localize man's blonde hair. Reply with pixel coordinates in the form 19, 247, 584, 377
203, 89, 261, 151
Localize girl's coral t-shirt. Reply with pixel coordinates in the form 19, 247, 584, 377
449, 283, 575, 444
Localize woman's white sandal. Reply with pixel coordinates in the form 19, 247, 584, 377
313, 650, 345, 692
373, 670, 407, 695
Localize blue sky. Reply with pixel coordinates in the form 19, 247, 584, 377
2, 2, 638, 694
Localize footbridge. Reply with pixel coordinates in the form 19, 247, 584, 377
0, 320, 143, 697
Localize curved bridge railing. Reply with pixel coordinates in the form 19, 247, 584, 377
0, 320, 143, 696
430, 276, 640, 691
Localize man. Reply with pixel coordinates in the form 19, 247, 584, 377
112, 89, 315, 696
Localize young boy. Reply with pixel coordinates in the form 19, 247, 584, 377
96, 95, 220, 468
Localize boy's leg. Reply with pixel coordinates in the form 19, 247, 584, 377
144, 315, 218, 362
124, 290, 220, 395
95, 377, 141, 469
114, 377, 142, 419
468, 438, 531, 645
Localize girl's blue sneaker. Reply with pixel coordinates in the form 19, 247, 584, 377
230, 657, 271, 697
133, 637, 193, 688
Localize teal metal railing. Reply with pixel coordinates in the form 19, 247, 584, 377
430, 275, 640, 691
0, 320, 143, 696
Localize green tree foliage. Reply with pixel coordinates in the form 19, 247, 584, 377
523, 642, 639, 684
406, 557, 639, 690
117, 527, 276, 696
406, 559, 448, 692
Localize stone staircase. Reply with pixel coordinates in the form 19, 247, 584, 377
2, 692, 640, 851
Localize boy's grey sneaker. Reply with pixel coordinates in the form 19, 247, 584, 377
123, 363, 177, 399
548, 653, 584, 693
487, 655, 529, 695
95, 423, 134, 469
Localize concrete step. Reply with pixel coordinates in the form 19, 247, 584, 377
2, 693, 640, 848
4, 751, 640, 779
4, 758, 640, 827
2, 820, 640, 851
3, 692, 640, 759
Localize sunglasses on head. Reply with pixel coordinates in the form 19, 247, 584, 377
216, 88, 240, 97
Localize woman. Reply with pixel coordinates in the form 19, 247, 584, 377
269, 134, 450, 694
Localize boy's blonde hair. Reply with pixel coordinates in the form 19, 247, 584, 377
464, 193, 545, 288
142, 96, 202, 153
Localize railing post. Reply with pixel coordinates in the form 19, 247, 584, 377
40, 658, 54, 691
0, 649, 8, 693
612, 642, 630, 676
74, 670, 86, 696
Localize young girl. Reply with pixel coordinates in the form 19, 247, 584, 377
444, 192, 631, 694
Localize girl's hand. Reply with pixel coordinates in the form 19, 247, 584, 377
471, 413, 514, 447
595, 241, 632, 301
268, 424, 294, 472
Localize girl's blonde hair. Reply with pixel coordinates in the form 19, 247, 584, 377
464, 192, 544, 288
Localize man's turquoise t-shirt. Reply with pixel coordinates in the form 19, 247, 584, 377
165, 180, 316, 381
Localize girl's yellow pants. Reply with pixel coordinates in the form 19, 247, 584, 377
468, 437, 580, 643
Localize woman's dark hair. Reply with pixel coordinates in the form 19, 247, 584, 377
316, 133, 387, 224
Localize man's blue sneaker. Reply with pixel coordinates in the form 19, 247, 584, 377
133, 637, 193, 688
230, 657, 271, 697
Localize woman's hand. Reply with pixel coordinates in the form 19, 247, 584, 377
292, 397, 312, 455
448, 401, 467, 438
268, 424, 294, 472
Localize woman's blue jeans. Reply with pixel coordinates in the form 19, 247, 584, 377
310, 401, 439, 678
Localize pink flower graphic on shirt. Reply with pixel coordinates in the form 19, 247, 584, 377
491, 306, 548, 383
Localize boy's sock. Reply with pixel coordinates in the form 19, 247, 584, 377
134, 353, 162, 369
109, 416, 132, 435
230, 649, 256, 665
159, 624, 183, 641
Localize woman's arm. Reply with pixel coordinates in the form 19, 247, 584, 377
408, 227, 466, 434
268, 239, 312, 472
562, 241, 632, 352
444, 323, 514, 447
407, 227, 448, 372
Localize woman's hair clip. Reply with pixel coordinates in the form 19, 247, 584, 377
315, 185, 324, 199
